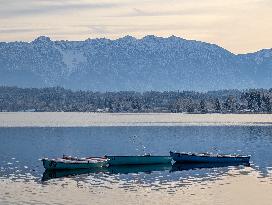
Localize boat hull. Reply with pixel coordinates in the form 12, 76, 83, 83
107, 156, 172, 166
170, 152, 250, 163
42, 159, 107, 170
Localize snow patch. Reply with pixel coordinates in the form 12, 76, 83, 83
57, 48, 87, 75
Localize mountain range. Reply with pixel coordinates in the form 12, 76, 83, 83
0, 35, 272, 91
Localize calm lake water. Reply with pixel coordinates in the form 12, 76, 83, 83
1, 126, 272, 205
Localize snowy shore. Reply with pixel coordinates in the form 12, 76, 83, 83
0, 113, 272, 127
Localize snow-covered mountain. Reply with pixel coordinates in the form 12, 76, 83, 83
0, 35, 271, 91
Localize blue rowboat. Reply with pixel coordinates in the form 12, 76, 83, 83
106, 155, 172, 166
170, 151, 250, 163
42, 157, 108, 170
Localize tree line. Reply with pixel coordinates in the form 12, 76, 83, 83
0, 86, 271, 113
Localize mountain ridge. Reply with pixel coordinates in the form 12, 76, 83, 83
0, 35, 272, 91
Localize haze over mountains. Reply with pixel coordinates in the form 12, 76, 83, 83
0, 35, 272, 91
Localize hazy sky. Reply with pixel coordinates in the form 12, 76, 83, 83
0, 0, 271, 54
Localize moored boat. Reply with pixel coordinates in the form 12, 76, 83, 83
170, 151, 250, 163
42, 157, 108, 170
106, 155, 172, 166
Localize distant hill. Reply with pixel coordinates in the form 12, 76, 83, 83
0, 35, 272, 91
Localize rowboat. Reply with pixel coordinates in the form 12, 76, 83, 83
170, 151, 250, 163
42, 156, 108, 170
106, 155, 172, 166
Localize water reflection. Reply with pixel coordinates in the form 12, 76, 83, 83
1, 167, 271, 205
40, 162, 251, 193
42, 164, 172, 181
0, 126, 272, 189
42, 167, 109, 181
171, 162, 250, 172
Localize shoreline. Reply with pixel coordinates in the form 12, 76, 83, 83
1, 112, 272, 127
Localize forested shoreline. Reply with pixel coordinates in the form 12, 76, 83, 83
0, 86, 271, 113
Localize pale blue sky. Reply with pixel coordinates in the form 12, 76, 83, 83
0, 0, 272, 53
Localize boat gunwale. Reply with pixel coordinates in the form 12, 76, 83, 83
42, 158, 108, 164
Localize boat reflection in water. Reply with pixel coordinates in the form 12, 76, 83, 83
107, 163, 172, 174
42, 161, 250, 181
171, 162, 250, 172
42, 167, 109, 181
42, 164, 172, 181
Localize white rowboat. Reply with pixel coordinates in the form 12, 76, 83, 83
42, 157, 108, 170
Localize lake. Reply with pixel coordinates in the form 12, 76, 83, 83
0, 125, 272, 204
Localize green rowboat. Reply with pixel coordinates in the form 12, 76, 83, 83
106, 155, 172, 166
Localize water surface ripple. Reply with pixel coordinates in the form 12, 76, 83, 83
0, 126, 272, 204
